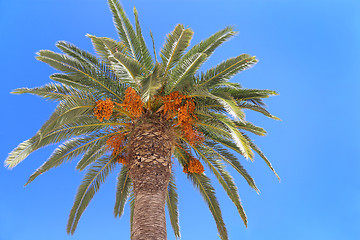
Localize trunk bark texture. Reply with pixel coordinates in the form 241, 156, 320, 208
127, 116, 173, 240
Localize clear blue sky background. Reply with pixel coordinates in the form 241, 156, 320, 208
1, 0, 359, 239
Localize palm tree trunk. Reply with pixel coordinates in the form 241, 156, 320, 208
132, 189, 167, 240
127, 117, 173, 240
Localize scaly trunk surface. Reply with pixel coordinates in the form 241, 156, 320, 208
127, 116, 173, 240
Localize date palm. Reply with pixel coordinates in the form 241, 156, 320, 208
5, 1, 280, 239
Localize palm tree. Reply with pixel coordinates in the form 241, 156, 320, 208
5, 1, 280, 239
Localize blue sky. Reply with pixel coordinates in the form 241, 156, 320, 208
1, 0, 359, 239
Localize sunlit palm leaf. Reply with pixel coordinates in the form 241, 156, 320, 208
174, 147, 228, 240
196, 55, 257, 89
133, 7, 154, 71
238, 102, 281, 120
203, 141, 259, 193
140, 63, 163, 102
108, 0, 141, 60
114, 166, 132, 218
193, 145, 247, 226
166, 172, 180, 239
87, 34, 128, 64
160, 24, 193, 77
25, 132, 116, 186
67, 155, 117, 234
11, 83, 80, 101
243, 134, 281, 181
4, 135, 40, 169
76, 146, 108, 171
36, 50, 123, 101
183, 26, 236, 60
166, 53, 207, 93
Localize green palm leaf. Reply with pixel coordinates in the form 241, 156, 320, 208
87, 34, 128, 64
36, 50, 123, 101
166, 172, 180, 239
243, 134, 281, 181
76, 146, 108, 171
239, 102, 281, 120
67, 155, 117, 234
210, 90, 245, 121
56, 41, 100, 67
109, 51, 147, 86
160, 24, 194, 77
203, 141, 259, 193
5, 95, 95, 169
129, 191, 135, 233
4, 135, 40, 169
187, 173, 228, 240
233, 120, 267, 136
222, 119, 254, 159
25, 132, 116, 186
11, 83, 79, 101
193, 145, 247, 226
114, 166, 132, 218
166, 53, 207, 93
108, 0, 141, 60
50, 73, 90, 91
183, 26, 236, 60
196, 54, 257, 89
140, 63, 163, 102
174, 147, 228, 240
133, 7, 154, 71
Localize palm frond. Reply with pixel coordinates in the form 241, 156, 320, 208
193, 145, 247, 226
36, 50, 123, 101
56, 41, 123, 90
76, 146, 108, 171
166, 53, 207, 93
166, 172, 180, 239
221, 88, 278, 100
133, 7, 154, 71
150, 31, 158, 63
196, 55, 257, 89
114, 166, 132, 218
108, 0, 141, 60
210, 90, 245, 121
38, 94, 96, 137
174, 147, 228, 240
183, 26, 236, 60
4, 94, 96, 169
56, 41, 100, 67
50, 73, 90, 91
129, 191, 135, 233
67, 155, 117, 234
25, 132, 116, 186
242, 134, 280, 181
87, 34, 127, 64
160, 24, 193, 77
140, 63, 163, 102
195, 113, 256, 160
233, 120, 267, 136
168, 26, 237, 92
187, 173, 228, 240
238, 102, 281, 120
213, 87, 278, 107
203, 141, 259, 193
11, 83, 81, 101
223, 119, 254, 160
4, 135, 40, 169
109, 52, 146, 86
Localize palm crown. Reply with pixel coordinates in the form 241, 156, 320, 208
5, 1, 279, 239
